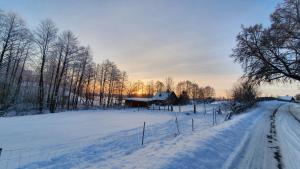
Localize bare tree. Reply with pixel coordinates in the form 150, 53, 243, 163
145, 80, 154, 97
135, 80, 144, 95
191, 83, 199, 101
49, 30, 78, 113
115, 71, 127, 104
35, 19, 57, 113
203, 86, 215, 99
155, 80, 165, 93
0, 13, 24, 70
231, 80, 260, 104
232, 0, 300, 83
175, 80, 215, 102
0, 9, 130, 114
165, 77, 174, 91
0, 12, 32, 111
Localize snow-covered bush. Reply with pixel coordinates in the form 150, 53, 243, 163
226, 80, 260, 115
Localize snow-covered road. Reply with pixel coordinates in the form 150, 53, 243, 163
230, 102, 300, 169
229, 103, 284, 169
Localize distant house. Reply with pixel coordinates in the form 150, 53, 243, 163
277, 96, 295, 102
152, 91, 178, 105
124, 98, 152, 107
124, 91, 178, 107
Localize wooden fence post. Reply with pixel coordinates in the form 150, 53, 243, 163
0, 148, 2, 158
192, 118, 194, 131
142, 122, 146, 145
204, 102, 206, 114
194, 104, 196, 114
175, 117, 180, 135
212, 108, 215, 125
215, 109, 217, 125
212, 108, 217, 125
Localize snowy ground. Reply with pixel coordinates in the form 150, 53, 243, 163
0, 101, 299, 169
276, 103, 300, 169
0, 103, 220, 169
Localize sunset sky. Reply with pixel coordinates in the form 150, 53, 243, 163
0, 0, 299, 97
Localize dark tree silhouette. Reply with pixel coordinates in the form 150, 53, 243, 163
232, 0, 300, 83
35, 19, 57, 113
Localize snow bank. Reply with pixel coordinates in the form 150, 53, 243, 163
276, 104, 300, 169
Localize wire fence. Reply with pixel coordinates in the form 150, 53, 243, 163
0, 104, 229, 169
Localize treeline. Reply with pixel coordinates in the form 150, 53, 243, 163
176, 80, 215, 101
127, 78, 215, 101
0, 10, 127, 114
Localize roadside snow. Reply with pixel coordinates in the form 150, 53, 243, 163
276, 103, 300, 169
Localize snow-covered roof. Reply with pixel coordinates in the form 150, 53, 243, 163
124, 97, 152, 102
152, 92, 171, 101
125, 91, 176, 102
211, 101, 228, 105
278, 96, 294, 101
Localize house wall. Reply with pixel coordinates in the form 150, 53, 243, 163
125, 100, 150, 107
125, 92, 178, 107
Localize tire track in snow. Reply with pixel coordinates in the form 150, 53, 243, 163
268, 106, 283, 169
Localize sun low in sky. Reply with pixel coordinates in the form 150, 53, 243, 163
1, 0, 298, 97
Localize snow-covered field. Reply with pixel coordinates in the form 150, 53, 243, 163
0, 101, 299, 169
0, 103, 220, 169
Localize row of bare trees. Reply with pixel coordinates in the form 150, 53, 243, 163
125, 78, 215, 101
0, 9, 217, 115
176, 80, 215, 101
126, 79, 171, 98
0, 11, 34, 113
0, 10, 127, 114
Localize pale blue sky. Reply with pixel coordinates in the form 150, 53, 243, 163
0, 0, 298, 96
